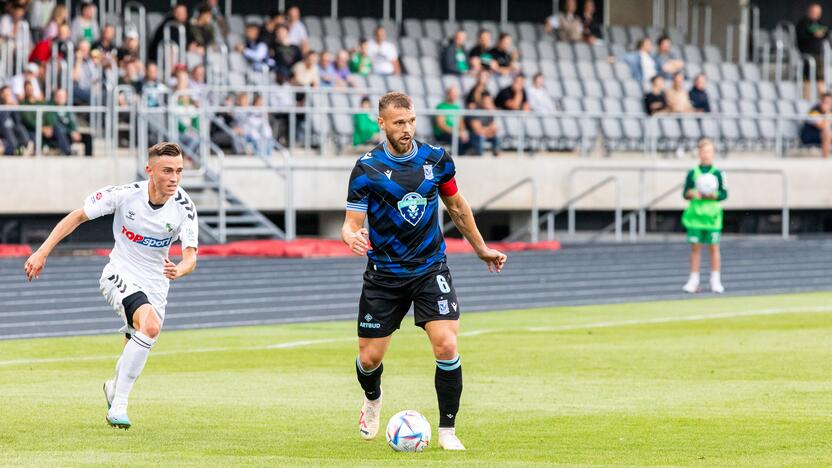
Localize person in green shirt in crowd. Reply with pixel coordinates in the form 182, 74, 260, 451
433, 85, 469, 153
353, 96, 380, 146
440, 30, 469, 75
45, 88, 93, 156
681, 138, 727, 294
349, 38, 373, 76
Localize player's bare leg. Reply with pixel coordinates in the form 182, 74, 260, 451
708, 244, 724, 293
356, 336, 390, 439
425, 320, 465, 450
107, 305, 161, 429
684, 243, 702, 293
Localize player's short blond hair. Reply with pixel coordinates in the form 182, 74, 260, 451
698, 138, 714, 149
378, 92, 412, 114
148, 142, 183, 159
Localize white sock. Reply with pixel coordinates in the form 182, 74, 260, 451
111, 331, 155, 411
688, 272, 700, 283
710, 271, 721, 283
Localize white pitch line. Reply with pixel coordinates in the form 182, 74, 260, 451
1, 304, 831, 367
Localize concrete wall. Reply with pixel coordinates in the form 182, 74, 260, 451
3, 156, 830, 214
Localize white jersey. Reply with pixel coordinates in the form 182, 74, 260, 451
83, 181, 198, 295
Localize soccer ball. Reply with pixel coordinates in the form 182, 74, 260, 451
695, 173, 719, 197
386, 410, 431, 452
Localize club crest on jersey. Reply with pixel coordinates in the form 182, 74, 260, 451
423, 164, 434, 180
438, 299, 450, 315
397, 192, 427, 226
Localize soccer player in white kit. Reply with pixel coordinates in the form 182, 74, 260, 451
24, 142, 198, 429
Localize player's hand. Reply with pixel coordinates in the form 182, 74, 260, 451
24, 251, 46, 282
477, 247, 507, 273
163, 257, 179, 280
347, 228, 370, 256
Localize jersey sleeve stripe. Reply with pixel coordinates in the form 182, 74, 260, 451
346, 202, 368, 212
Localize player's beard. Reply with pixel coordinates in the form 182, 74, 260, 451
386, 130, 412, 155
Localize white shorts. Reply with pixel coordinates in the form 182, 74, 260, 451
99, 264, 167, 335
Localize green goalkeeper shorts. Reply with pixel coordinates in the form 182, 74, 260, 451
686, 229, 721, 245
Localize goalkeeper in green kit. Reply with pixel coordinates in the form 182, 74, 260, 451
681, 139, 727, 294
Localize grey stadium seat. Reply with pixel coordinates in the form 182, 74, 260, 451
583, 80, 604, 98
609, 25, 628, 45
602, 80, 624, 99
524, 117, 545, 151
423, 19, 442, 39
545, 79, 563, 99
420, 56, 441, 76
521, 60, 539, 76
703, 45, 722, 63
418, 38, 439, 58
595, 61, 615, 80
601, 118, 625, 151
561, 96, 582, 113
622, 97, 643, 114
555, 42, 574, 61
738, 81, 758, 101
308, 36, 323, 52
323, 17, 341, 36
441, 74, 461, 92
539, 60, 558, 78
577, 61, 596, 80
683, 45, 703, 63
518, 22, 538, 43
341, 17, 361, 38
561, 80, 583, 98
582, 97, 603, 113
386, 75, 406, 93
681, 118, 702, 142
603, 99, 624, 113
557, 61, 578, 80
399, 37, 418, 57
702, 63, 721, 81
777, 82, 797, 101
422, 76, 444, 97
590, 44, 609, 61
622, 81, 643, 99
685, 62, 702, 79
306, 17, 323, 38
228, 15, 244, 35
756, 81, 777, 101
613, 61, 633, 81
541, 117, 564, 150
367, 74, 386, 91
404, 75, 425, 96
401, 56, 421, 76
573, 43, 592, 62
720, 63, 741, 81
324, 36, 343, 53
519, 41, 538, 61
536, 41, 555, 61
740, 63, 762, 81
404, 18, 422, 37
658, 118, 683, 151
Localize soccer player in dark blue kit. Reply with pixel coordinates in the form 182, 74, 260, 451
342, 92, 507, 450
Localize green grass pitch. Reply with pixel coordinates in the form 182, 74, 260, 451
1, 292, 831, 466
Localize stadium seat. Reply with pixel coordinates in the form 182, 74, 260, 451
613, 61, 633, 81
386, 75, 406, 93
702, 63, 721, 80
703, 45, 722, 63
609, 25, 628, 45
461, 20, 479, 38
324, 36, 343, 53
539, 60, 558, 79
658, 118, 683, 151
545, 79, 563, 99
399, 37, 418, 56
229, 52, 247, 71
683, 45, 703, 63
403, 18, 422, 37
422, 75, 444, 97
561, 96, 582, 113
521, 60, 539, 76
562, 80, 583, 98
590, 44, 609, 61
680, 117, 702, 143
777, 82, 797, 101
720, 63, 741, 81
441, 74, 461, 93
573, 43, 592, 62
756, 81, 777, 101
595, 61, 615, 80
341, 17, 361, 38
602, 98, 624, 113
417, 38, 440, 59
401, 56, 421, 76
627, 25, 646, 43
602, 80, 624, 99
360, 17, 380, 39
601, 118, 624, 151
404, 75, 425, 96
622, 97, 643, 114
228, 15, 244, 35
519, 41, 538, 61
583, 80, 604, 98
622, 81, 643, 99
555, 42, 574, 61
582, 97, 603, 113
557, 61, 578, 80
540, 117, 563, 150
306, 17, 323, 38
367, 74, 386, 91
502, 23, 519, 41
685, 62, 702, 79
308, 36, 323, 52
420, 56, 441, 76
518, 22, 538, 42
524, 117, 545, 151
323, 17, 341, 36
536, 41, 555, 61
481, 20, 498, 37
740, 63, 762, 81
621, 118, 644, 147
737, 81, 758, 101
423, 19, 442, 39
757, 100, 778, 146
577, 61, 596, 80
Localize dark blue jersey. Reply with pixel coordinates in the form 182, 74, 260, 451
346, 140, 456, 277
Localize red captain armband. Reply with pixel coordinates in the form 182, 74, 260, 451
439, 177, 459, 197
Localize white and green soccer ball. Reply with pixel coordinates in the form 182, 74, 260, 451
696, 173, 719, 197
386, 410, 431, 452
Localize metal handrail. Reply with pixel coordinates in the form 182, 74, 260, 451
568, 166, 790, 240
588, 181, 684, 243
803, 54, 817, 103
751, 4, 760, 63
442, 177, 538, 241
503, 175, 619, 242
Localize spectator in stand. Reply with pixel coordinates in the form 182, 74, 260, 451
93, 24, 117, 56
233, 93, 273, 156
71, 2, 99, 43
546, 0, 583, 42
173, 74, 200, 155
42, 3, 67, 40
72, 40, 101, 105
0, 85, 33, 156
434, 85, 469, 151
201, 0, 229, 44
489, 32, 519, 75
469, 29, 494, 71
240, 22, 273, 72
286, 5, 308, 52
465, 92, 500, 156
29, 22, 72, 64
117, 29, 141, 63
581, 0, 603, 45
268, 73, 294, 144
260, 9, 284, 50
47, 88, 93, 156
654, 35, 685, 80
11, 63, 43, 101
800, 92, 832, 158
189, 64, 208, 102
271, 24, 302, 80
292, 50, 320, 87
666, 72, 693, 113
20, 81, 61, 154
465, 69, 491, 106
622, 37, 657, 89
367, 26, 399, 75
326, 50, 355, 87
350, 38, 373, 76
797, 3, 829, 98
149, 4, 190, 62
441, 30, 469, 76
119, 56, 144, 95
319, 51, 338, 87
353, 96, 380, 146
142, 62, 168, 107
0, 2, 29, 41
189, 3, 215, 54
689, 73, 710, 113
495, 73, 529, 111
30, 0, 57, 38
644, 75, 668, 115
526, 73, 556, 114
